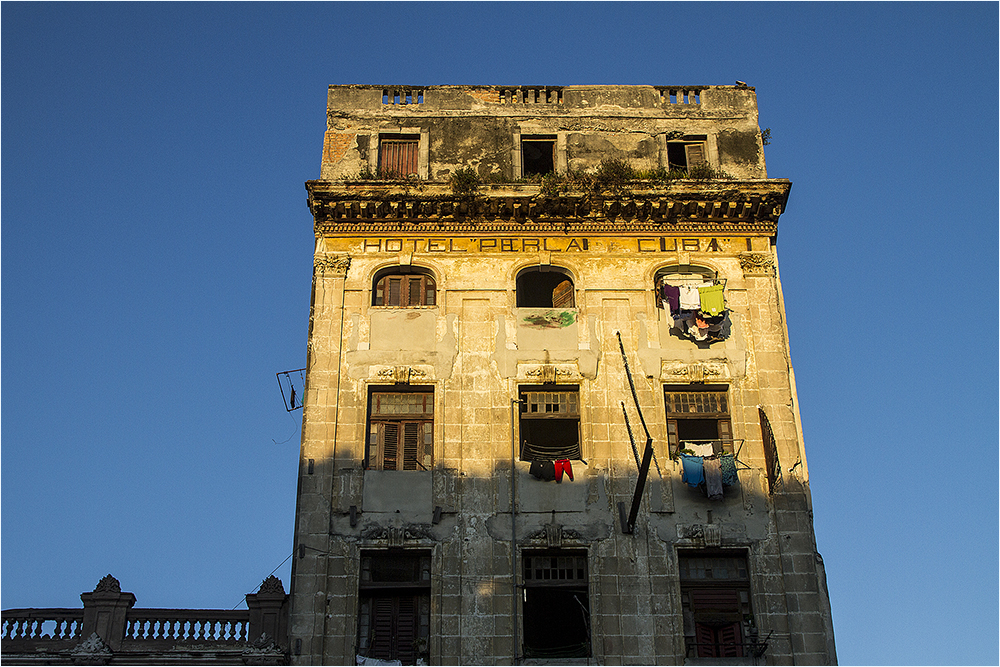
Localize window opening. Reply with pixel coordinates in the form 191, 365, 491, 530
519, 386, 581, 464
522, 551, 590, 659
655, 266, 728, 343
373, 271, 436, 307
516, 269, 574, 308
358, 552, 431, 665
521, 135, 556, 176
664, 386, 733, 457
666, 137, 708, 173
378, 135, 420, 178
679, 552, 757, 659
366, 389, 433, 471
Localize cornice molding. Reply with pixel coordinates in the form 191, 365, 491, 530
306, 180, 789, 237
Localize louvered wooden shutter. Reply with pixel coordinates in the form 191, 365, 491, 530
402, 422, 421, 470
695, 623, 718, 658
395, 596, 417, 662
408, 278, 422, 307
369, 597, 396, 659
381, 422, 399, 471
552, 279, 575, 308
387, 278, 402, 306
759, 407, 780, 494
666, 419, 679, 455
717, 622, 743, 657
718, 419, 733, 453
685, 143, 707, 168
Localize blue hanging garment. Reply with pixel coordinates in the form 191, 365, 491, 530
680, 454, 705, 487
721, 453, 738, 486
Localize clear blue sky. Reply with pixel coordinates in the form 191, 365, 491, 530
3, 3, 997, 665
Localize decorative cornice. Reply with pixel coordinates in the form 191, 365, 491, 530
306, 180, 790, 236
314, 253, 351, 278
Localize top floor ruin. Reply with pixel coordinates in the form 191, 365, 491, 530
319, 84, 771, 183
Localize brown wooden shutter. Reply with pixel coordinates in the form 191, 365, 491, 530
425, 278, 436, 306
402, 422, 421, 470
666, 419, 679, 455
695, 623, 717, 658
407, 278, 422, 307
717, 622, 743, 657
685, 143, 707, 168
370, 597, 396, 658
381, 422, 399, 470
387, 278, 402, 306
552, 279, 575, 307
395, 596, 417, 662
718, 419, 733, 454
690, 589, 740, 611
380, 139, 419, 178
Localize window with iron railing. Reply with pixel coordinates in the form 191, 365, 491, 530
664, 386, 733, 457
679, 552, 757, 659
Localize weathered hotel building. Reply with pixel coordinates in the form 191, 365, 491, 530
290, 84, 836, 665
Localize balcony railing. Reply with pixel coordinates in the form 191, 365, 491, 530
2, 609, 84, 645
123, 608, 250, 644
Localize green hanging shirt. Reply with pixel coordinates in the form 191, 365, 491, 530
698, 284, 726, 316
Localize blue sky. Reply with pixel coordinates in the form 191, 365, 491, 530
2, 3, 997, 665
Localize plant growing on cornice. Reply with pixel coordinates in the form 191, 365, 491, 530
449, 167, 481, 198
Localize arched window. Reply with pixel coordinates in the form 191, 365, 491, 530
516, 267, 575, 308
654, 265, 728, 343
373, 269, 436, 307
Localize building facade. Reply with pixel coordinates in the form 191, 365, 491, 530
290, 84, 836, 665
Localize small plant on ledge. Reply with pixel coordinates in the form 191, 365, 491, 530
449, 167, 481, 198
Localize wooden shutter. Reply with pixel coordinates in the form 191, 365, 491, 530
695, 623, 718, 658
666, 419, 679, 455
552, 279, 575, 308
685, 143, 707, 168
718, 419, 733, 454
387, 278, 402, 306
690, 588, 740, 612
408, 278, 422, 307
717, 622, 743, 657
381, 422, 399, 471
402, 422, 421, 470
395, 596, 417, 662
369, 597, 396, 659
380, 139, 419, 178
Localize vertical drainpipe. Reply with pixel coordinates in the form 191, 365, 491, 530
510, 398, 519, 665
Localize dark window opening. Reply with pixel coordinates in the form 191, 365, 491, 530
522, 137, 555, 176
522, 552, 590, 659
378, 135, 420, 178
664, 386, 732, 457
679, 552, 755, 659
373, 272, 436, 307
358, 552, 431, 665
516, 269, 574, 308
667, 139, 707, 173
366, 389, 433, 471
519, 387, 581, 462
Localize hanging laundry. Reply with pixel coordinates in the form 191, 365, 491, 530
529, 460, 556, 481
698, 284, 726, 317
680, 454, 705, 487
704, 457, 724, 499
686, 442, 715, 457
660, 283, 680, 314
721, 453, 738, 486
554, 459, 574, 483
678, 285, 702, 310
